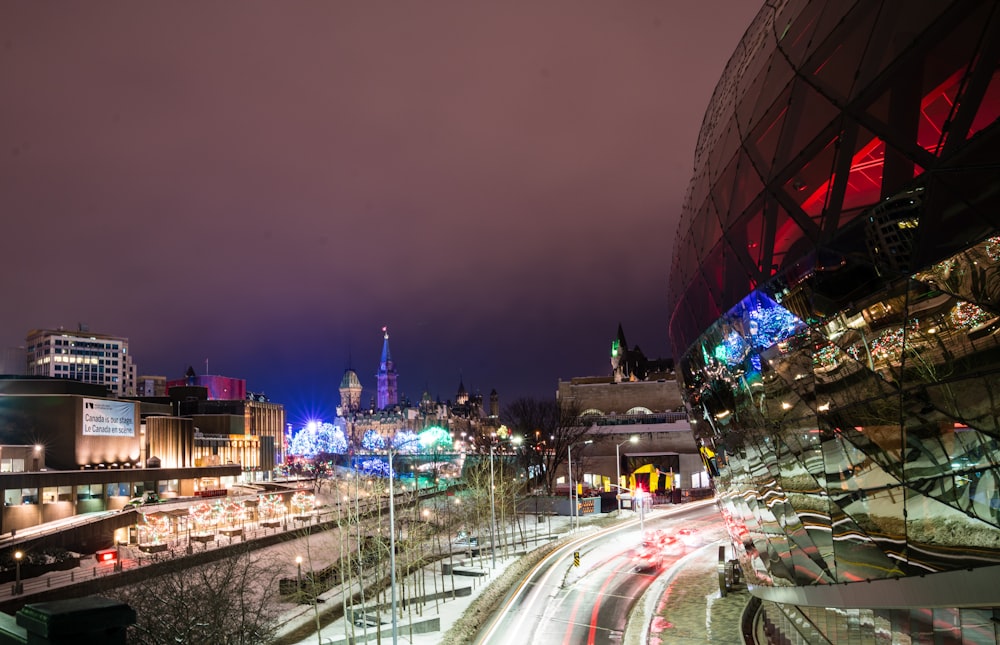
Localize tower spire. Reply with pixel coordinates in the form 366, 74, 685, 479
377, 325, 398, 409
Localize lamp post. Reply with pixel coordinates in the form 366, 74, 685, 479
489, 441, 497, 568
13, 551, 22, 595
387, 445, 399, 645
295, 555, 303, 591
567, 440, 593, 531
616, 435, 639, 517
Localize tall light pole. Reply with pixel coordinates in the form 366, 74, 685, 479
616, 435, 639, 516
567, 440, 592, 531
387, 445, 399, 645
13, 551, 22, 595
295, 555, 303, 591
489, 441, 497, 568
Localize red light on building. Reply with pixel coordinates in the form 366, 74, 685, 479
95, 548, 117, 563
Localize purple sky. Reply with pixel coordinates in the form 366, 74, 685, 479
1, 2, 759, 424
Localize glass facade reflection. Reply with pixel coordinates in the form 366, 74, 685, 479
667, 0, 1000, 634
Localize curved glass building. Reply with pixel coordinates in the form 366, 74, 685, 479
667, 1, 1000, 640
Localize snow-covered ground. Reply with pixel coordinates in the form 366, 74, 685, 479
272, 500, 732, 645
278, 510, 620, 645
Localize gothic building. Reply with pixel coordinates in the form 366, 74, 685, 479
376, 327, 398, 410
338, 368, 362, 414
610, 324, 673, 383
332, 331, 499, 451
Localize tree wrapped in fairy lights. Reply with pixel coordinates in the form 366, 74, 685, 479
392, 430, 420, 453
140, 513, 171, 545
361, 429, 386, 451
419, 426, 453, 451
288, 421, 348, 457
358, 457, 391, 478
220, 500, 246, 528
257, 494, 286, 522
190, 501, 220, 536
290, 490, 315, 515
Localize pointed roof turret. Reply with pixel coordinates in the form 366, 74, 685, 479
377, 325, 398, 409
380, 326, 392, 366
340, 369, 361, 390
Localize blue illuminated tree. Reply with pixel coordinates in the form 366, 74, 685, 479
288, 421, 347, 457
361, 429, 386, 451
392, 430, 420, 453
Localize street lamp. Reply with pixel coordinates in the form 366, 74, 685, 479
13, 551, 22, 595
387, 445, 399, 645
567, 440, 593, 531
616, 435, 639, 516
511, 435, 524, 483
295, 555, 303, 591
489, 441, 497, 568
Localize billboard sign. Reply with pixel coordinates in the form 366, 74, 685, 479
82, 398, 136, 437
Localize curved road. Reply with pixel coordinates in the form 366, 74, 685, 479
476, 501, 720, 645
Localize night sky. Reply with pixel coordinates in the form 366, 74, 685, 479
1, 2, 760, 425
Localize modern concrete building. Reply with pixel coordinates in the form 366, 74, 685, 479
166, 367, 246, 401
135, 375, 166, 397
667, 1, 1000, 641
0, 378, 245, 538
555, 328, 703, 498
24, 328, 136, 398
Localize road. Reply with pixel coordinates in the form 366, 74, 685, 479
476, 502, 721, 645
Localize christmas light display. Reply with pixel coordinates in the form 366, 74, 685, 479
813, 342, 842, 370
288, 420, 348, 457
220, 500, 246, 527
140, 513, 171, 545
291, 491, 315, 515
190, 501, 220, 535
358, 457, 391, 478
419, 426, 452, 451
986, 236, 1000, 262
949, 301, 993, 329
257, 494, 285, 522
362, 429, 386, 451
392, 430, 420, 452
746, 296, 804, 349
713, 330, 749, 367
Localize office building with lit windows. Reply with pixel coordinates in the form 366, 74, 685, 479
667, 1, 1000, 642
25, 328, 136, 398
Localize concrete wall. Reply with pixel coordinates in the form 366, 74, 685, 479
557, 379, 684, 414
0, 395, 140, 470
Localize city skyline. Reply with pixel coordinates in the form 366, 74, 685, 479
0, 2, 760, 422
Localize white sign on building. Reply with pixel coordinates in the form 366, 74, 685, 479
82, 398, 136, 437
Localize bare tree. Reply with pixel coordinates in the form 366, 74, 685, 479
501, 397, 589, 494
110, 546, 280, 645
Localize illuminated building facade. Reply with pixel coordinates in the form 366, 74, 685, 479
376, 327, 398, 409
667, 1, 1000, 641
25, 328, 136, 397
166, 367, 246, 401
